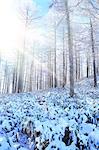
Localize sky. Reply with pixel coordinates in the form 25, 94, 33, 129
34, 0, 52, 15
0, 0, 90, 63
0, 0, 52, 61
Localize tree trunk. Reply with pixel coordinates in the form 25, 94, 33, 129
90, 18, 97, 87
64, 0, 74, 97
54, 25, 57, 88
63, 27, 66, 87
86, 53, 89, 78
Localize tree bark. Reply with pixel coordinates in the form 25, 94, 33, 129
64, 0, 74, 97
90, 18, 97, 87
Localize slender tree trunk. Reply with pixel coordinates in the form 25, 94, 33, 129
63, 27, 66, 87
75, 47, 78, 81
54, 25, 57, 88
78, 50, 80, 80
64, 0, 74, 97
39, 63, 42, 90
12, 68, 16, 93
47, 49, 52, 88
18, 54, 24, 93
90, 18, 97, 87
86, 52, 89, 78
29, 47, 35, 92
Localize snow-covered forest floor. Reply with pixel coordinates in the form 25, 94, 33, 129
0, 77, 99, 150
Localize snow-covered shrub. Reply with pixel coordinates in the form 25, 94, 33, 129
88, 129, 99, 149
21, 120, 34, 138
2, 119, 15, 132
0, 136, 11, 150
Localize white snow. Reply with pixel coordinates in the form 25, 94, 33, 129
0, 77, 99, 149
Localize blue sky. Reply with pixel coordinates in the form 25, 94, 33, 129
34, 0, 52, 15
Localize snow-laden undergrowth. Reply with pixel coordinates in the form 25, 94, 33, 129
0, 78, 99, 150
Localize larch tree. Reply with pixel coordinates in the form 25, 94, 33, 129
90, 18, 97, 87
17, 0, 39, 92
64, 0, 74, 97
80, 0, 99, 87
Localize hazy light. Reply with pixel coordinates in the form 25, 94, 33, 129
0, 0, 48, 62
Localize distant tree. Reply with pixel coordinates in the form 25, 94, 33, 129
54, 22, 57, 88
62, 27, 67, 87
86, 51, 89, 78
17, 0, 39, 92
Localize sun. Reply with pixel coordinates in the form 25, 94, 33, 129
0, 0, 24, 54
0, 0, 48, 61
